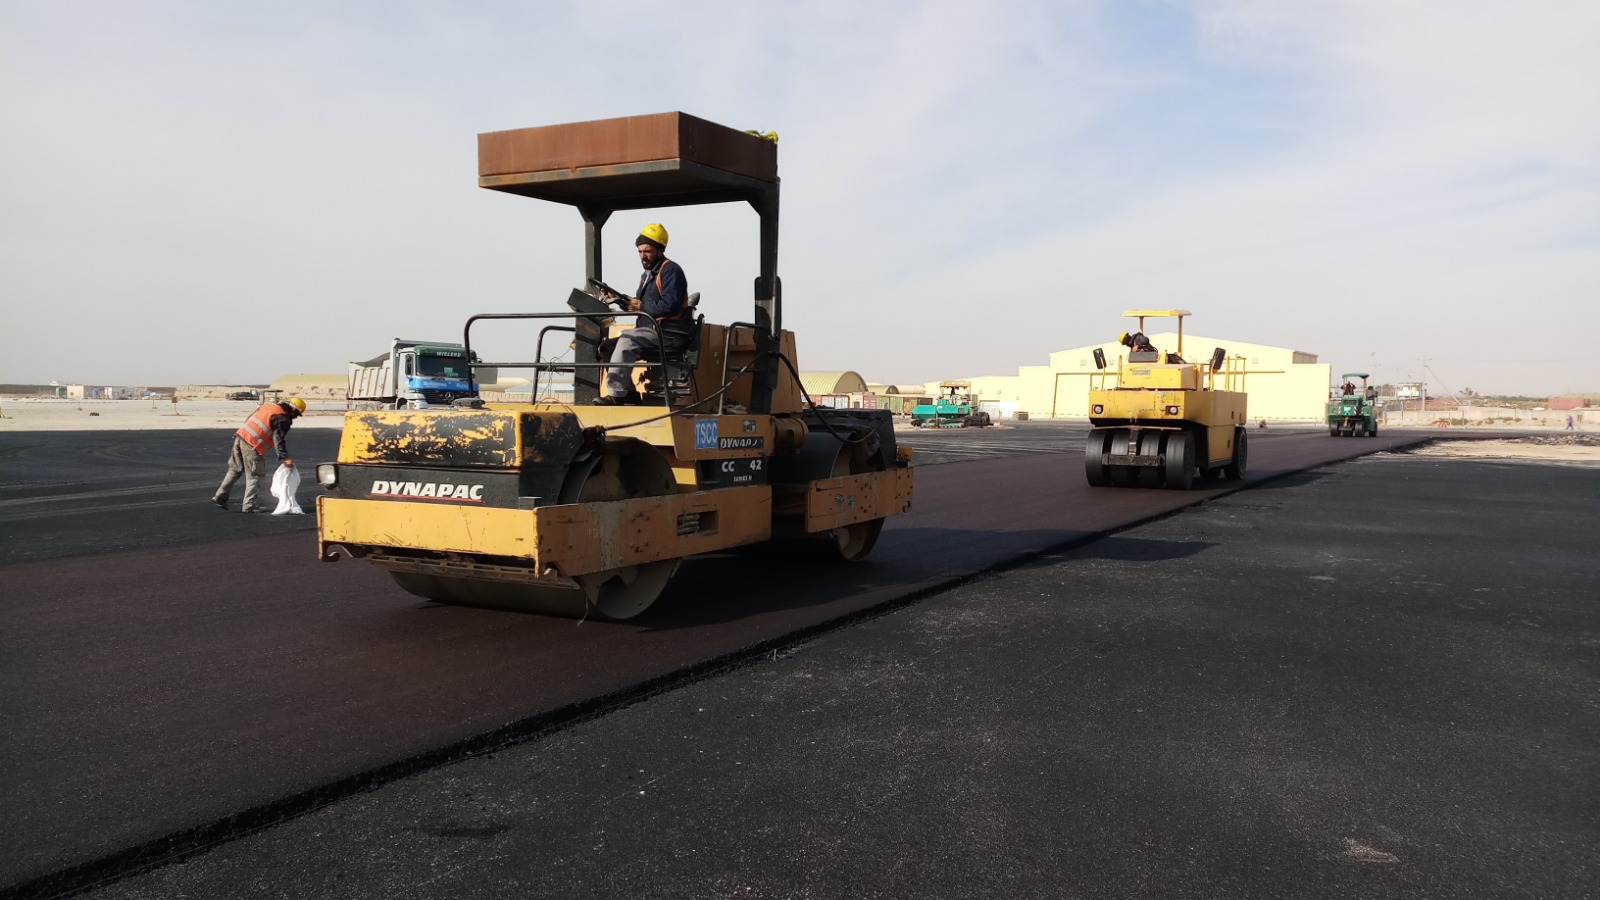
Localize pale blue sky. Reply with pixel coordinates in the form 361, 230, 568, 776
3, 0, 1596, 394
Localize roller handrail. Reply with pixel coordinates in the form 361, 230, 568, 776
462, 309, 673, 407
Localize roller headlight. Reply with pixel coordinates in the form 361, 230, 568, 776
1092, 404, 1104, 415
316, 464, 339, 487
1166, 405, 1181, 415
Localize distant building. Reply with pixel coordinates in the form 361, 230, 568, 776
928, 332, 1333, 421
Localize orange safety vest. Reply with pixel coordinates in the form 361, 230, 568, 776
235, 403, 283, 455
641, 258, 688, 322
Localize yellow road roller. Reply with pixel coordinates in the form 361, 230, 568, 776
1084, 310, 1248, 489
315, 112, 913, 619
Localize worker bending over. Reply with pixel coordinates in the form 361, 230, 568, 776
212, 397, 304, 512
1120, 331, 1184, 363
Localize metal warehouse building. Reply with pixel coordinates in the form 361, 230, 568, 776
930, 332, 1332, 421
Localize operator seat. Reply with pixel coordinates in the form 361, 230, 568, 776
637, 292, 703, 404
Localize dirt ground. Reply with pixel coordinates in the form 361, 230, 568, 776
0, 398, 347, 432
1409, 433, 1600, 463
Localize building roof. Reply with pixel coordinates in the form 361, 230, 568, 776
1048, 332, 1318, 367
799, 371, 868, 396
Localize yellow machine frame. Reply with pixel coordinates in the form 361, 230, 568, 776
1084, 310, 1250, 489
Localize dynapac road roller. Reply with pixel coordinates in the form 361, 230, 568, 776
314, 112, 913, 620
1084, 310, 1248, 490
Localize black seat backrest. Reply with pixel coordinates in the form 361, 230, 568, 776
636, 293, 701, 361
683, 311, 703, 353
667, 314, 704, 373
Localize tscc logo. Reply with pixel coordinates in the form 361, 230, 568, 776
370, 480, 485, 502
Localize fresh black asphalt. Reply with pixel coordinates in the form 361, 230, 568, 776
0, 423, 1080, 566
0, 429, 343, 565
66, 448, 1600, 900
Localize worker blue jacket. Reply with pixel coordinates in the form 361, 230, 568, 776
636, 259, 692, 347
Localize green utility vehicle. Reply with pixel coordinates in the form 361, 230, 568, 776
1328, 372, 1379, 437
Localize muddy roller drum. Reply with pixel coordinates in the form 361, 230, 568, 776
385, 439, 682, 621
771, 427, 891, 561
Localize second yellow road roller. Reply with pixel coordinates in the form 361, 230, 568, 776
1084, 310, 1249, 489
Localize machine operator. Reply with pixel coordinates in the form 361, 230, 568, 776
595, 223, 692, 405
1120, 331, 1156, 353
1120, 331, 1184, 363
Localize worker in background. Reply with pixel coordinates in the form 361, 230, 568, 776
212, 397, 304, 512
1120, 331, 1156, 353
594, 223, 691, 405
1120, 331, 1184, 363
1342, 381, 1356, 396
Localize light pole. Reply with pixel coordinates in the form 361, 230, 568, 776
1419, 357, 1428, 423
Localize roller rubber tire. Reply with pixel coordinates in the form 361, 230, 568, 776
1163, 431, 1195, 490
1107, 429, 1136, 487
1085, 430, 1112, 487
1135, 431, 1163, 489
1223, 427, 1248, 481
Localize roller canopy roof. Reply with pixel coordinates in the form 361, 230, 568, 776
478, 112, 778, 210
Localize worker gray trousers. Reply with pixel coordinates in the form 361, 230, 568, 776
215, 436, 267, 511
605, 327, 661, 398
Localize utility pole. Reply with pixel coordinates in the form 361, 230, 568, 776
1420, 357, 1428, 421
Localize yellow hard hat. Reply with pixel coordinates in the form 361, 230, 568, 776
637, 223, 669, 248
286, 397, 306, 414
1119, 332, 1130, 344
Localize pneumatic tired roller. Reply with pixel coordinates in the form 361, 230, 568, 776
1084, 310, 1249, 490
314, 113, 913, 620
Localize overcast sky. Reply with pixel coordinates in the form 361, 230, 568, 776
3, 0, 1596, 395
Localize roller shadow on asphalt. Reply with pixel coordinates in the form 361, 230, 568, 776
1216, 469, 1328, 492
619, 526, 1221, 633
1020, 534, 1217, 566
623, 527, 1094, 631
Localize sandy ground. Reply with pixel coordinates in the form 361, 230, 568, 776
1408, 434, 1600, 463
0, 398, 348, 432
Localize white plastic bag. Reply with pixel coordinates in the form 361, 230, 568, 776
270, 463, 304, 515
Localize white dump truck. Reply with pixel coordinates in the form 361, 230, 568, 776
346, 339, 494, 409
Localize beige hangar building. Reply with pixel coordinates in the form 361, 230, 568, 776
929, 331, 1332, 421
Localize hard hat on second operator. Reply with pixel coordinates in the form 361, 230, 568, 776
637, 223, 669, 248
286, 397, 307, 414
